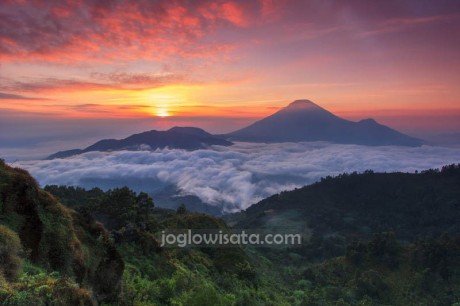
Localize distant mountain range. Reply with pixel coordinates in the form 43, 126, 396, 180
47, 127, 232, 159
48, 99, 422, 159
225, 99, 422, 146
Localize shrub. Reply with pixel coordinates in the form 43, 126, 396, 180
0, 225, 22, 280
2, 271, 96, 306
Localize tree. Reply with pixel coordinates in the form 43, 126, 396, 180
136, 192, 154, 221
176, 204, 187, 215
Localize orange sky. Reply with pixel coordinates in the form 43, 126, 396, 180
1, 0, 460, 144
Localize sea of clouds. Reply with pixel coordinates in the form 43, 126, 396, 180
16, 142, 460, 212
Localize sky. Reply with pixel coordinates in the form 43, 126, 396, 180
1, 0, 460, 157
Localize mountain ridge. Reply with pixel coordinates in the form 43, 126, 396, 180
47, 126, 233, 159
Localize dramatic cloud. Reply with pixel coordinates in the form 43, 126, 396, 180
0, 0, 263, 62
2, 0, 459, 135
16, 142, 460, 213
2, 1, 460, 181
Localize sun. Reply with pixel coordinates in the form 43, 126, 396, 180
156, 108, 170, 117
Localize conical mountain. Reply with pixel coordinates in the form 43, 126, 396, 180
226, 99, 422, 146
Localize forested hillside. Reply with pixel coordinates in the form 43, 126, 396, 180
1, 159, 460, 305
0, 159, 123, 304
0, 160, 275, 305
231, 165, 460, 260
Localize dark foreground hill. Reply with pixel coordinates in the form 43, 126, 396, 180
231, 164, 460, 259
0, 160, 124, 304
226, 100, 422, 146
0, 160, 263, 305
2, 159, 460, 305
48, 127, 232, 159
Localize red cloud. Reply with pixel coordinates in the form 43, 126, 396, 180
0, 0, 268, 63
219, 2, 249, 27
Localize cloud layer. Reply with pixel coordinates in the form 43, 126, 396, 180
16, 142, 460, 212
0, 0, 262, 62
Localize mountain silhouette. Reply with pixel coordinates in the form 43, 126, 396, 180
47, 127, 232, 159
226, 99, 422, 146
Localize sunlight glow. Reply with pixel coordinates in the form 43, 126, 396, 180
156, 108, 170, 117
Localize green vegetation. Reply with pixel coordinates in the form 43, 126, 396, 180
231, 164, 460, 261
0, 225, 22, 281
1, 158, 460, 305
0, 159, 123, 304
2, 264, 95, 306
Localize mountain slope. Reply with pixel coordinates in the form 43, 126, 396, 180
48, 127, 233, 159
2, 160, 460, 305
226, 99, 422, 146
0, 160, 124, 303
231, 165, 460, 259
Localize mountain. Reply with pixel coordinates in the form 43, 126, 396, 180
0, 160, 254, 305
3, 160, 460, 305
229, 164, 460, 260
226, 99, 423, 146
48, 126, 233, 159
